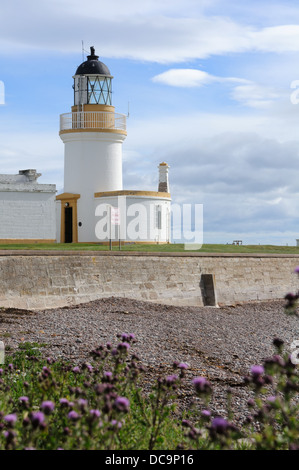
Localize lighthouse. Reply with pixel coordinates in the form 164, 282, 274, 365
57, 47, 171, 244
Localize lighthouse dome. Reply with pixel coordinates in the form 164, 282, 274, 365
75, 47, 111, 76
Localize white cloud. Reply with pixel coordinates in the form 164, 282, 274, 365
231, 83, 282, 108
152, 69, 217, 87
3, 1, 299, 63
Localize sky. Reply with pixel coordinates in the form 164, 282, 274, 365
1, 0, 299, 245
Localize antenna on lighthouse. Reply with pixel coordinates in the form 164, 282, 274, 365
127, 102, 130, 118
81, 40, 84, 61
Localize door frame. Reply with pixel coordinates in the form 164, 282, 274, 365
56, 193, 80, 243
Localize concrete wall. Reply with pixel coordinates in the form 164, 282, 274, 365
0, 251, 299, 310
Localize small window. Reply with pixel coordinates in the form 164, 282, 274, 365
155, 205, 162, 230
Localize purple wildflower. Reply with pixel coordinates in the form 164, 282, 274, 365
59, 398, 69, 407
41, 400, 55, 415
68, 411, 80, 421
211, 417, 230, 435
89, 409, 101, 420
103, 371, 113, 382
4, 414, 17, 427
294, 266, 299, 273
165, 374, 178, 387
110, 419, 123, 429
72, 366, 80, 374
114, 396, 130, 413
0, 369, 3, 375
30, 411, 45, 429
77, 399, 88, 411
19, 396, 29, 404
178, 362, 189, 370
250, 365, 264, 377
201, 409, 211, 418
192, 376, 212, 394
117, 342, 130, 352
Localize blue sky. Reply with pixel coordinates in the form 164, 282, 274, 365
1, 0, 299, 245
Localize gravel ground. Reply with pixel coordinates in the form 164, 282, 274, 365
1, 297, 299, 426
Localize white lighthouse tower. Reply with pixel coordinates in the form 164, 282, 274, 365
57, 47, 127, 243
57, 47, 171, 244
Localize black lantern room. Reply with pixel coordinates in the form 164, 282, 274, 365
73, 47, 113, 106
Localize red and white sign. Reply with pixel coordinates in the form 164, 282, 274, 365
111, 207, 120, 225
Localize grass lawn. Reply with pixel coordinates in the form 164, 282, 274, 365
0, 242, 299, 254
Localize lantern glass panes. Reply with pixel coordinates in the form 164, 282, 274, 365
87, 76, 112, 105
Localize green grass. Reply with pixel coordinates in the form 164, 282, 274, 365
0, 242, 299, 254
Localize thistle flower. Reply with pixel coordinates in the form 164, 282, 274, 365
114, 396, 130, 413
178, 362, 189, 370
117, 342, 130, 352
19, 396, 29, 405
201, 409, 211, 418
59, 398, 69, 407
210, 417, 233, 436
68, 411, 80, 421
30, 411, 45, 429
4, 414, 17, 427
165, 374, 178, 387
192, 376, 212, 394
250, 365, 264, 377
41, 401, 55, 415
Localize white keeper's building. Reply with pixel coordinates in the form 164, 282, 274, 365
0, 169, 56, 243
56, 47, 171, 244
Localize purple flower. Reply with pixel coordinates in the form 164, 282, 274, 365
165, 374, 178, 387
41, 401, 55, 415
59, 398, 69, 407
0, 369, 3, 376
103, 371, 113, 381
294, 266, 299, 273
110, 419, 123, 429
89, 409, 101, 420
250, 365, 264, 377
192, 376, 212, 394
114, 397, 130, 413
68, 411, 80, 421
77, 399, 88, 410
201, 409, 211, 418
211, 417, 230, 435
19, 396, 29, 404
117, 342, 130, 352
8, 364, 13, 371
4, 414, 17, 427
30, 411, 45, 429
72, 366, 80, 374
178, 362, 189, 370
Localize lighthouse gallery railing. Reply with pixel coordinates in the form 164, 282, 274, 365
60, 111, 127, 132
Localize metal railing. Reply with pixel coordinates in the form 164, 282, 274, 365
60, 111, 127, 132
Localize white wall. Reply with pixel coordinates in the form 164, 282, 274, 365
0, 190, 56, 240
